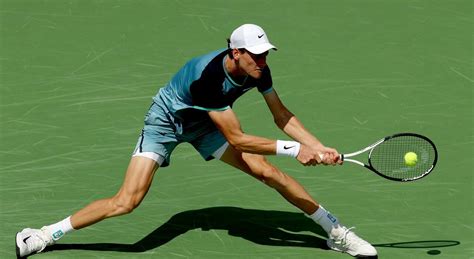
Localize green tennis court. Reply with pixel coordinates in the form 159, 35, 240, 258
1, 0, 472, 258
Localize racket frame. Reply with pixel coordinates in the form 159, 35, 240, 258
341, 133, 438, 182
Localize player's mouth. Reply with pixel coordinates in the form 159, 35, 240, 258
250, 69, 263, 79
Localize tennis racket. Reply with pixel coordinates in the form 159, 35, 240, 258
329, 133, 438, 182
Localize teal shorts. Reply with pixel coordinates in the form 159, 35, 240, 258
133, 99, 227, 167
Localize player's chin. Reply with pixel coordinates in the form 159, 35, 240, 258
249, 70, 263, 79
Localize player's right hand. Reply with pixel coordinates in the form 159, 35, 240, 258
296, 144, 341, 166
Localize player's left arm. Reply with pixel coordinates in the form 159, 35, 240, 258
262, 89, 341, 163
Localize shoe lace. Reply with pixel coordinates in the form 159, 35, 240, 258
335, 227, 365, 248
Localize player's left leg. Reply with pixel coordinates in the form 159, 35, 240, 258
220, 144, 320, 214
15, 155, 160, 258
217, 144, 377, 257
16, 99, 178, 258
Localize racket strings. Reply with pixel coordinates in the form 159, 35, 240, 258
369, 136, 437, 181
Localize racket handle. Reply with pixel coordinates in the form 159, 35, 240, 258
319, 153, 345, 161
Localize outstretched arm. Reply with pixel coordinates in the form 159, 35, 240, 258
263, 90, 341, 165
208, 108, 277, 155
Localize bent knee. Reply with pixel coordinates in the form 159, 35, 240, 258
241, 154, 289, 188
111, 194, 141, 215
256, 163, 288, 188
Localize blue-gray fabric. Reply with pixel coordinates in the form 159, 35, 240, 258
135, 48, 274, 166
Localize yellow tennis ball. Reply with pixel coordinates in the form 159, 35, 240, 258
404, 152, 418, 166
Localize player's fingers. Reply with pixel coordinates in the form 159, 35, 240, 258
324, 151, 341, 165
325, 147, 340, 159
300, 156, 316, 166
323, 153, 335, 165
330, 150, 340, 159
306, 160, 316, 166
323, 153, 334, 165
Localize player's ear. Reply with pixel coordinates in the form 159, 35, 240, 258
232, 48, 240, 60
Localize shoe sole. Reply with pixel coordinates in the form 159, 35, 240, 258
329, 248, 378, 258
15, 232, 22, 259
327, 239, 377, 258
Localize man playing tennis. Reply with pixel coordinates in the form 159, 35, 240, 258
16, 24, 377, 258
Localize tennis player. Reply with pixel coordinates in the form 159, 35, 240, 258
16, 24, 377, 258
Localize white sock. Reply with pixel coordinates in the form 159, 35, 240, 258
44, 216, 75, 241
308, 206, 344, 237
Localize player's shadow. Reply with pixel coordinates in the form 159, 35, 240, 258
46, 206, 329, 253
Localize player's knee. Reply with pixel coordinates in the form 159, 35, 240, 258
259, 164, 287, 188
242, 154, 289, 189
111, 195, 140, 215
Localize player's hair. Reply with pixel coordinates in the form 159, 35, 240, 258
226, 38, 234, 58
226, 39, 245, 59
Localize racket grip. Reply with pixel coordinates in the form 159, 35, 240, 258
319, 153, 344, 161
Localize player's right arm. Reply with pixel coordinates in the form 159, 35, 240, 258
208, 108, 277, 155
208, 108, 324, 166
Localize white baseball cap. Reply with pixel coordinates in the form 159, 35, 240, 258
229, 24, 277, 54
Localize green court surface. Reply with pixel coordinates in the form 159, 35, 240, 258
1, 0, 472, 258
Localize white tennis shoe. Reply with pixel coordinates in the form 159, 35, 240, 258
15, 227, 54, 258
327, 226, 377, 257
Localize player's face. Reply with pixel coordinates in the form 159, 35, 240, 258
237, 50, 268, 79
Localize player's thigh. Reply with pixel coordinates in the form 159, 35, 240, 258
116, 156, 159, 206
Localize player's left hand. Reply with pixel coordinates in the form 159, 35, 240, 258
318, 146, 343, 166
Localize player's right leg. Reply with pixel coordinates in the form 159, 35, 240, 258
218, 144, 377, 257
15, 153, 160, 258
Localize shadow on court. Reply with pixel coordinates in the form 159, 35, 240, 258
45, 207, 330, 253
373, 240, 461, 249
